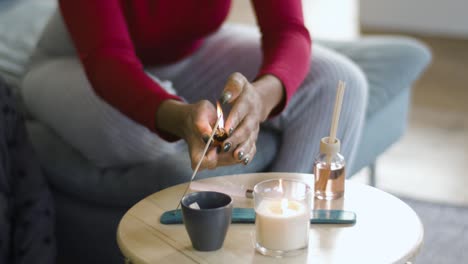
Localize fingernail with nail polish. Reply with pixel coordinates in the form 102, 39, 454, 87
216, 145, 222, 154
223, 142, 231, 152
202, 135, 209, 143
243, 157, 250, 165
219, 92, 232, 104
238, 151, 244, 161
229, 127, 234, 135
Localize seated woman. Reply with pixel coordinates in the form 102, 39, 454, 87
0, 77, 55, 263
22, 0, 368, 181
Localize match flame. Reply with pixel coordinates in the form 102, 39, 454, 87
216, 101, 224, 128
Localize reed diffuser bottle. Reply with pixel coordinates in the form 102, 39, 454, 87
313, 137, 345, 200
314, 80, 346, 200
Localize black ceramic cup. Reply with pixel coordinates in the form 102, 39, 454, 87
181, 191, 233, 251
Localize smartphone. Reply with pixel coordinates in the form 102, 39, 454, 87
160, 208, 356, 225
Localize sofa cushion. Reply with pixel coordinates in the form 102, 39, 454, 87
317, 37, 431, 118
0, 0, 55, 86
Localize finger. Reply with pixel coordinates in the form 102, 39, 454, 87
223, 83, 258, 137
203, 147, 218, 170
213, 152, 231, 167
194, 100, 217, 139
230, 118, 259, 161
244, 144, 257, 165
234, 137, 257, 165
190, 142, 218, 171
214, 145, 240, 167
223, 96, 249, 138
188, 135, 205, 170
215, 133, 254, 166
224, 115, 259, 155
219, 72, 248, 105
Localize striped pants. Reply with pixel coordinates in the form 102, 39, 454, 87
22, 12, 369, 178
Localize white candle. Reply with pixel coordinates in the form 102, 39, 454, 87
255, 198, 310, 251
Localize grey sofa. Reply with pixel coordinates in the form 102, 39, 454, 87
0, 1, 431, 263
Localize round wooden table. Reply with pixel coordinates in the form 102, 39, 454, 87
117, 173, 423, 264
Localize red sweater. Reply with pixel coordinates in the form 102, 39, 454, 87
59, 0, 311, 139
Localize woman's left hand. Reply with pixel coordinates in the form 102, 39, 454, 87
214, 72, 284, 166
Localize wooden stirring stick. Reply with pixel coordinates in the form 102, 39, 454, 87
315, 81, 346, 191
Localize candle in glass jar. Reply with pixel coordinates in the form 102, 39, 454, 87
255, 198, 309, 251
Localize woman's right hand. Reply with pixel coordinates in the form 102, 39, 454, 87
156, 99, 219, 170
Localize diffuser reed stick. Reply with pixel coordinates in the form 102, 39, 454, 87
315, 81, 346, 191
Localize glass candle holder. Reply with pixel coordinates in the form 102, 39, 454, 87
254, 179, 312, 257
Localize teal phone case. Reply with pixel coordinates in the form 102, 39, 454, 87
160, 208, 356, 225
310, 210, 356, 224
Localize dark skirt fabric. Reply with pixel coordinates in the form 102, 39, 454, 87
0, 78, 56, 264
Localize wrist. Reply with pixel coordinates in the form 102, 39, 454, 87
155, 99, 188, 139
252, 74, 285, 120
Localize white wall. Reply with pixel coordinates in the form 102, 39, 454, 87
361, 0, 468, 38
303, 0, 360, 40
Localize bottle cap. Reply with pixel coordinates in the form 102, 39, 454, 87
320, 137, 340, 155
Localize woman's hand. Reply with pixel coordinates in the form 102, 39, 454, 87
155, 72, 284, 171
156, 99, 220, 170
216, 72, 284, 166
